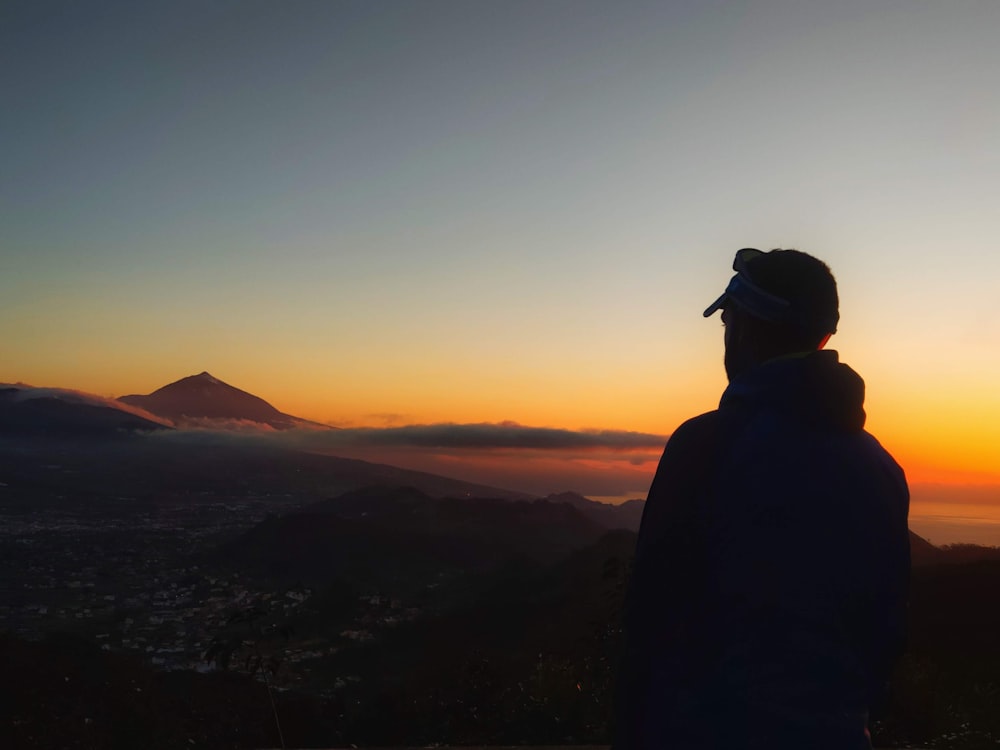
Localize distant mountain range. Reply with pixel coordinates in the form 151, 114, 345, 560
542, 491, 645, 531
219, 482, 971, 598
119, 371, 316, 429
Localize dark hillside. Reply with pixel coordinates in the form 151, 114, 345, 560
909, 530, 945, 566
542, 491, 645, 530
0, 632, 336, 750
0, 389, 168, 438
218, 487, 608, 589
0, 437, 526, 514
872, 559, 1000, 747
321, 529, 638, 745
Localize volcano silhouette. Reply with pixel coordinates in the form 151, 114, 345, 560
119, 372, 309, 429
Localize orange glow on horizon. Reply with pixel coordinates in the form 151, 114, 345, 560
11, 355, 1000, 502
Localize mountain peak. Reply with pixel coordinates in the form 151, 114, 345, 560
119, 373, 305, 429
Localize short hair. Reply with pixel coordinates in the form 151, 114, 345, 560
744, 249, 839, 347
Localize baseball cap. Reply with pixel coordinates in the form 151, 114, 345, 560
703, 248, 839, 335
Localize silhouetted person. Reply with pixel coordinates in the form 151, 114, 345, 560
615, 249, 909, 749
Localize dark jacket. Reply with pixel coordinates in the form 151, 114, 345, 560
615, 350, 910, 750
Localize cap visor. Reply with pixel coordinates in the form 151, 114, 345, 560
703, 293, 727, 318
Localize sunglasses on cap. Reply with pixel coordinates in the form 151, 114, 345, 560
702, 248, 795, 323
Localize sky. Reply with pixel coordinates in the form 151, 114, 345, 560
3, 1, 999, 543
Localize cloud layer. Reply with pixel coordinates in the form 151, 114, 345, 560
5, 384, 665, 498
302, 421, 667, 451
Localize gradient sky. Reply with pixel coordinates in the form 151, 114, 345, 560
3, 1, 999, 541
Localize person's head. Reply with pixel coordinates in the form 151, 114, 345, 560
703, 248, 839, 380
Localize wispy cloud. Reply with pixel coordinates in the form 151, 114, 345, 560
294, 421, 667, 451
139, 419, 666, 498
363, 412, 412, 427
171, 416, 280, 433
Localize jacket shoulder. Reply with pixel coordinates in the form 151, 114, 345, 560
650, 409, 725, 485
637, 411, 723, 557
666, 410, 723, 451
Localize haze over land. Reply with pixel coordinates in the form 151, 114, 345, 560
5, 371, 999, 545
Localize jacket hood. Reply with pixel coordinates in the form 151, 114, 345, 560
719, 350, 867, 431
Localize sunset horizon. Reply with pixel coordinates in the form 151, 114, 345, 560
8, 362, 999, 546
7, 3, 1000, 745
7, 2, 1000, 552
